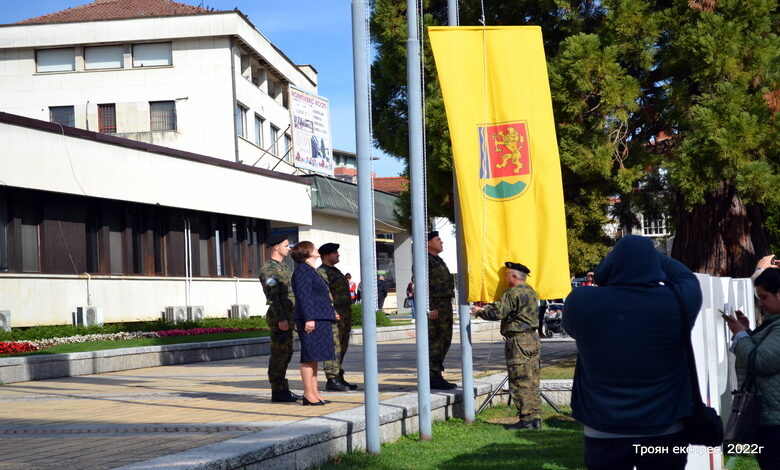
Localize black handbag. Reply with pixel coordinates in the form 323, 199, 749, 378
724, 349, 762, 443
673, 288, 725, 447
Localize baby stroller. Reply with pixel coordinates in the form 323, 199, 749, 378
543, 302, 567, 338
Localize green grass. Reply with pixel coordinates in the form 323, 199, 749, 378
728, 455, 759, 470
320, 405, 585, 469
3, 331, 269, 357
541, 357, 576, 380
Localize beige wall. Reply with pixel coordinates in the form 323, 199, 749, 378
0, 273, 266, 327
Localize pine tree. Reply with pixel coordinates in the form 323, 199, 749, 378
370, 0, 780, 276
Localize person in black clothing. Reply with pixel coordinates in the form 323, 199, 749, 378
377, 275, 388, 310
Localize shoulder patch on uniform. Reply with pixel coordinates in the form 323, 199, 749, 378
265, 278, 277, 287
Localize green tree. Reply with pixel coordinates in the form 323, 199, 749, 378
371, 0, 780, 277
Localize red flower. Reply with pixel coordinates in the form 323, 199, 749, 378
0, 341, 38, 355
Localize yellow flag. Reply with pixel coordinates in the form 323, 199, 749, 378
428, 26, 570, 301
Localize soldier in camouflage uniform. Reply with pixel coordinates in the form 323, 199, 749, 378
317, 243, 358, 392
259, 234, 300, 403
471, 262, 541, 429
426, 231, 457, 390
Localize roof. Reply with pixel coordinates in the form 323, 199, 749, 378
372, 177, 408, 195
301, 175, 401, 228
16, 0, 219, 25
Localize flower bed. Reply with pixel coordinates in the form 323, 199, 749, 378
2, 327, 263, 356
0, 341, 38, 355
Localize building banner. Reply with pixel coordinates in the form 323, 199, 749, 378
289, 87, 334, 176
428, 26, 570, 301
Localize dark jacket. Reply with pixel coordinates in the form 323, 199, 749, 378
292, 263, 337, 322
563, 235, 702, 435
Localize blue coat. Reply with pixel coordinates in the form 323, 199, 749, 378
292, 262, 337, 322
563, 235, 702, 435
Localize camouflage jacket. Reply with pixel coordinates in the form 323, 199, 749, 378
317, 264, 352, 312
428, 252, 454, 300
259, 259, 294, 322
477, 283, 539, 337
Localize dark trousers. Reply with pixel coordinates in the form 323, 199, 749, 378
584, 431, 688, 470
756, 425, 780, 470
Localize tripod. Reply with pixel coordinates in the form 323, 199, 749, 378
476, 374, 563, 415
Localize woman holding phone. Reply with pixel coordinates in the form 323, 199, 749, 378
724, 260, 780, 469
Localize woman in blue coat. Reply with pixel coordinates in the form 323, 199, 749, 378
290, 241, 337, 406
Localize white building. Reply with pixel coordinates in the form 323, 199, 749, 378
0, 0, 409, 327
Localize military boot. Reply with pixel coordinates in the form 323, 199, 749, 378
271, 390, 299, 402
339, 372, 358, 391
326, 377, 351, 392
430, 374, 458, 390
508, 418, 541, 430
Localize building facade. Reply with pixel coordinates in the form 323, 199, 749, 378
0, 0, 409, 326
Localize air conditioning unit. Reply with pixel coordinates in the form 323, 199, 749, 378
187, 306, 205, 321
230, 304, 250, 319
73, 306, 104, 326
164, 306, 188, 323
0, 311, 10, 332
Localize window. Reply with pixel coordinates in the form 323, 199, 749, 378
284, 134, 292, 161
150, 101, 176, 131
270, 125, 279, 155
85, 45, 123, 70
17, 199, 41, 273
36, 48, 75, 72
107, 209, 124, 274
236, 104, 247, 138
641, 214, 670, 236
132, 42, 172, 67
98, 104, 116, 133
254, 114, 264, 147
0, 189, 7, 271
85, 205, 100, 273
49, 106, 75, 127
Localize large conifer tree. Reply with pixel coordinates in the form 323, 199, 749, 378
370, 0, 779, 276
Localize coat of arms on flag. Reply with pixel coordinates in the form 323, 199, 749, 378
478, 121, 532, 201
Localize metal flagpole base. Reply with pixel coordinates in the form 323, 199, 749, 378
476, 374, 566, 416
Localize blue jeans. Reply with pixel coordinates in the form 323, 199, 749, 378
408, 298, 415, 319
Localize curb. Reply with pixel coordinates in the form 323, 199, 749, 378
113, 373, 573, 470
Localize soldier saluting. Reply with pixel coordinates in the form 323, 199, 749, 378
471, 262, 541, 430
259, 234, 301, 403
317, 243, 358, 392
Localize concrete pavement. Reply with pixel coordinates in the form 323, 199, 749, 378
0, 328, 576, 470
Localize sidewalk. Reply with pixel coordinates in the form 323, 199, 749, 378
0, 328, 576, 470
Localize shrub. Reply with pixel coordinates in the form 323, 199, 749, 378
351, 304, 392, 327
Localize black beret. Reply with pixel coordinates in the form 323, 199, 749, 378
505, 262, 530, 275
264, 233, 288, 247
319, 242, 340, 255
427, 231, 439, 241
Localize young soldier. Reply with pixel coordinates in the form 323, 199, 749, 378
427, 230, 457, 390
471, 262, 541, 429
259, 234, 300, 403
317, 243, 358, 392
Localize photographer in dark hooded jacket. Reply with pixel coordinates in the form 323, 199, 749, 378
563, 235, 702, 470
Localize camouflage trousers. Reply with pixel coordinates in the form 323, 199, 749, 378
267, 315, 294, 392
428, 297, 454, 374
323, 309, 353, 379
505, 332, 541, 420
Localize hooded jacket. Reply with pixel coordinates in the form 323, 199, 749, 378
563, 235, 702, 435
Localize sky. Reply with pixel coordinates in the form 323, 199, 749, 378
0, 0, 406, 177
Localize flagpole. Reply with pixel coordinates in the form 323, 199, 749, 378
351, 0, 380, 454
407, 0, 432, 441
445, 0, 475, 426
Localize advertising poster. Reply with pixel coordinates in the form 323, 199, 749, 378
289, 87, 334, 176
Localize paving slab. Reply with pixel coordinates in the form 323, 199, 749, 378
0, 328, 576, 470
